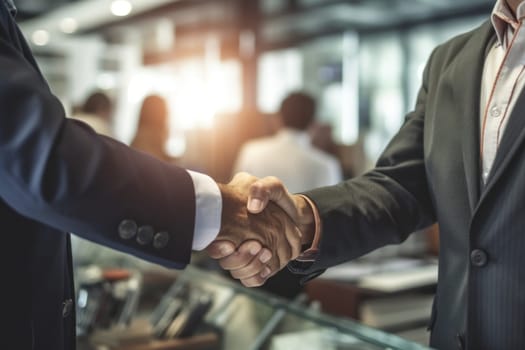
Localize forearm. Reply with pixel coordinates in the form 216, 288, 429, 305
0, 58, 196, 268
298, 144, 434, 277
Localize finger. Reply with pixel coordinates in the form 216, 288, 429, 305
247, 177, 282, 213
218, 240, 264, 270
229, 172, 259, 189
239, 267, 272, 288
230, 248, 272, 280
205, 240, 236, 259
230, 171, 251, 183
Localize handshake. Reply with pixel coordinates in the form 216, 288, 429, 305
205, 172, 317, 287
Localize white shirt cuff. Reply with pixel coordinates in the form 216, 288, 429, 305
187, 170, 222, 251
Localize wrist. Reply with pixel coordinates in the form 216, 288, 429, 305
217, 183, 229, 222
294, 195, 316, 245
294, 195, 321, 263
216, 183, 243, 239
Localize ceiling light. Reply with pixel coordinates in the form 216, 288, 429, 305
59, 18, 78, 34
32, 30, 50, 46
110, 0, 133, 17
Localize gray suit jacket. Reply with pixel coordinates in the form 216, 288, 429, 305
294, 21, 525, 350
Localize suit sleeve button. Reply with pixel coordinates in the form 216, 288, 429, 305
136, 225, 154, 245
118, 220, 137, 239
153, 231, 170, 249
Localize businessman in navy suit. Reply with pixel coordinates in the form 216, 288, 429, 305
0, 1, 304, 349
214, 1, 525, 349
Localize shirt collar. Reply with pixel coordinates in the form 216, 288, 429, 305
492, 0, 525, 48
4, 0, 16, 16
277, 128, 312, 147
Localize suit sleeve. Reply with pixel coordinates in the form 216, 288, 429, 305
0, 33, 196, 269
291, 49, 438, 277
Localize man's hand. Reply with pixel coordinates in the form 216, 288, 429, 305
248, 176, 316, 242
209, 175, 317, 287
205, 173, 304, 286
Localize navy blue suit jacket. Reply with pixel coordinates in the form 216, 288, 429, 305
0, 2, 196, 349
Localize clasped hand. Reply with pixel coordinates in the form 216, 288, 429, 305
206, 172, 315, 287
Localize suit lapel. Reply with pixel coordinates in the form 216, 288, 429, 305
452, 21, 495, 212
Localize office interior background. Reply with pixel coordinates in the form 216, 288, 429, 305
16, 0, 493, 349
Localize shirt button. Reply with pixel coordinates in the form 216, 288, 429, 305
471, 249, 488, 267
490, 106, 501, 118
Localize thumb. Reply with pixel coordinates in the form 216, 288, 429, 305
205, 240, 236, 259
247, 176, 297, 217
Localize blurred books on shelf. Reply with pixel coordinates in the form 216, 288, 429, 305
307, 256, 437, 346
359, 293, 434, 329
358, 264, 437, 293
320, 257, 438, 292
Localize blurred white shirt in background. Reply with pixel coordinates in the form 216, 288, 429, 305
233, 128, 343, 193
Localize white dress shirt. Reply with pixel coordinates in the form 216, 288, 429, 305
187, 170, 222, 250
233, 128, 343, 193
480, 1, 525, 184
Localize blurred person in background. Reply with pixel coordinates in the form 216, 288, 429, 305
233, 91, 343, 194
232, 92, 343, 298
131, 94, 174, 162
71, 90, 113, 137
309, 122, 340, 160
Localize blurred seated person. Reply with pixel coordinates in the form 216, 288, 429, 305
71, 90, 113, 136
234, 91, 343, 193
131, 94, 173, 162
233, 91, 343, 298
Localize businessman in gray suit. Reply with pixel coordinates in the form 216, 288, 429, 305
211, 1, 525, 349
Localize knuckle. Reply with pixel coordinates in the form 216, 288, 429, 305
252, 278, 264, 287
242, 275, 265, 287
241, 279, 255, 287
265, 176, 280, 184
249, 182, 266, 195
231, 269, 245, 279
220, 261, 234, 270
231, 260, 263, 279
